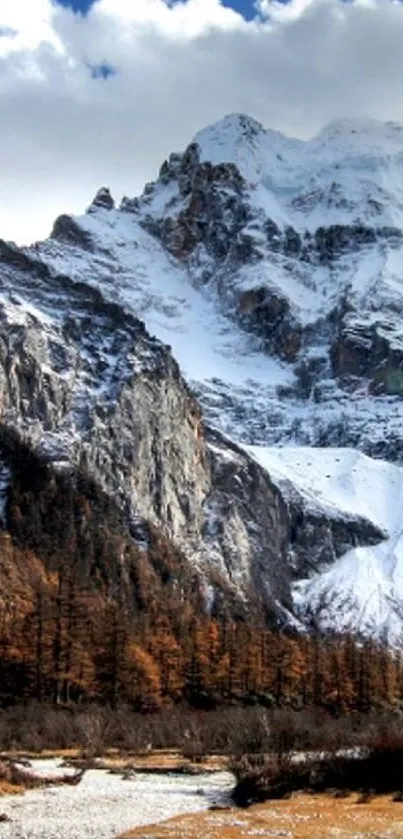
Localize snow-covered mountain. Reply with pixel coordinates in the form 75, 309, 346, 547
2, 113, 403, 641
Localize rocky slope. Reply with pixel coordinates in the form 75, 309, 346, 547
2, 113, 403, 639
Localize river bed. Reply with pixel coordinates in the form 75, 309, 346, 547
0, 759, 234, 839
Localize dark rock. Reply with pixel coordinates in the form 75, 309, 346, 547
51, 215, 93, 250
120, 195, 140, 213
287, 500, 385, 578
331, 321, 403, 395
237, 287, 301, 361
89, 187, 115, 211
284, 226, 302, 257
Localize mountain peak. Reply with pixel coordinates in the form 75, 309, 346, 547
311, 117, 403, 157
194, 113, 266, 144
193, 112, 300, 183
192, 114, 403, 183
316, 117, 387, 137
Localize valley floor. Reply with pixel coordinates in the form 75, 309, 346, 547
0, 758, 232, 839
120, 793, 403, 839
4, 754, 403, 839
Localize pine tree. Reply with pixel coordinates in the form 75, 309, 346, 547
121, 641, 162, 711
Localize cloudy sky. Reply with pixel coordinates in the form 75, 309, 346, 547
1, 0, 403, 244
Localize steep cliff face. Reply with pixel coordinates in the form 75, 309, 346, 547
0, 241, 208, 548
0, 239, 293, 619
205, 429, 384, 621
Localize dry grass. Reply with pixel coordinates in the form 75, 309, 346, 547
62, 749, 228, 775
118, 793, 403, 839
0, 780, 23, 796
0, 749, 80, 762
103, 751, 226, 774
0, 748, 227, 783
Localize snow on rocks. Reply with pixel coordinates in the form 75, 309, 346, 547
195, 113, 403, 229
36, 113, 403, 462
19, 112, 403, 640
0, 760, 233, 839
39, 210, 293, 394
248, 447, 403, 644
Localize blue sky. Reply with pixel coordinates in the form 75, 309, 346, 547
220, 0, 258, 18
56, 0, 259, 20
56, 0, 96, 12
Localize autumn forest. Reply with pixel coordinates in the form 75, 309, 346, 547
0, 430, 401, 719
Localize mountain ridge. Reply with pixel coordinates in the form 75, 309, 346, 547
2, 112, 403, 641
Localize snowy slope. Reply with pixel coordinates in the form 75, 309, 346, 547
194, 115, 403, 349
248, 447, 403, 643
195, 114, 403, 229
37, 206, 295, 434
36, 198, 403, 457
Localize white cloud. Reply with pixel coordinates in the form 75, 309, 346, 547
0, 0, 62, 53
1, 0, 403, 243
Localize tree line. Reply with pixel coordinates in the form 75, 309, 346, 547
0, 430, 401, 716
0, 559, 401, 714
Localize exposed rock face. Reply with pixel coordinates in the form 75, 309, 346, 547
143, 144, 247, 262
51, 215, 94, 250
0, 241, 208, 551
204, 427, 292, 613
331, 319, 403, 396
89, 187, 115, 212
0, 239, 292, 617
237, 287, 302, 361
284, 491, 384, 578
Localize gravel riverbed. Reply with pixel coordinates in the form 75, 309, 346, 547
0, 759, 234, 839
